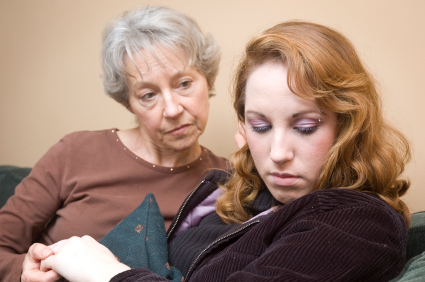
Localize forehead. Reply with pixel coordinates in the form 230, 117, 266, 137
246, 61, 288, 92
124, 47, 189, 79
245, 61, 318, 113
245, 61, 291, 104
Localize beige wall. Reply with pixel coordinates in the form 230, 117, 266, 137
1, 0, 424, 212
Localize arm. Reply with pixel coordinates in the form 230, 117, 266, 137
0, 139, 67, 282
217, 205, 406, 281
104, 204, 406, 282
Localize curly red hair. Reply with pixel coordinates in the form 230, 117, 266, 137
216, 21, 411, 225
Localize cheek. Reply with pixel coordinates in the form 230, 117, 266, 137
132, 104, 163, 132
306, 133, 335, 169
186, 94, 210, 125
246, 133, 269, 168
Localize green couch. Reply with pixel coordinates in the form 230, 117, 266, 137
0, 165, 424, 281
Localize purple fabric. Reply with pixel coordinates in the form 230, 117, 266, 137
172, 188, 224, 238
172, 188, 275, 240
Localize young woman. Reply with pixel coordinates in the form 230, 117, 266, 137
36, 20, 411, 282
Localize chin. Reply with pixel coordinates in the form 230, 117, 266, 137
268, 187, 304, 204
167, 137, 198, 152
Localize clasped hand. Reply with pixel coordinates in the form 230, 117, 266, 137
22, 236, 130, 282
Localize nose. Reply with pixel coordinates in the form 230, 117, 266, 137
163, 91, 183, 118
269, 131, 294, 164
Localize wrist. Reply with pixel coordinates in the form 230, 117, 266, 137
97, 262, 130, 282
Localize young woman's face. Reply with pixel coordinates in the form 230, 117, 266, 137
244, 61, 337, 204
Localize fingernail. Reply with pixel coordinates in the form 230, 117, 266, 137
41, 248, 52, 258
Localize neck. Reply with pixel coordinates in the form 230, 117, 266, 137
117, 128, 202, 167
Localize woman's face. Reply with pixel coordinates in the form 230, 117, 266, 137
125, 47, 210, 153
244, 61, 337, 204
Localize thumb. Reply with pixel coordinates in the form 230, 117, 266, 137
22, 244, 58, 282
28, 243, 54, 262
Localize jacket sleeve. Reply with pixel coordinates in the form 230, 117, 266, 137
0, 138, 67, 282
110, 268, 171, 282
108, 203, 407, 282
222, 204, 407, 282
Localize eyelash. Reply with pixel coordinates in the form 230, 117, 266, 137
294, 126, 318, 135
251, 125, 318, 134
251, 125, 272, 133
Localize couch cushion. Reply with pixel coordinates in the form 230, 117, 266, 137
389, 211, 425, 281
390, 251, 425, 282
0, 165, 31, 208
407, 211, 425, 261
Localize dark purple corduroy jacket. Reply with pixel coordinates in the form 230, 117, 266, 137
111, 169, 407, 282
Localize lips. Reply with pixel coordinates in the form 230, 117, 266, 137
166, 124, 191, 135
270, 172, 300, 186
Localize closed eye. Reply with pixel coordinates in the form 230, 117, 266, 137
293, 118, 319, 135
294, 126, 318, 135
251, 125, 272, 133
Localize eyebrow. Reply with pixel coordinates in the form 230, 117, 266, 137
130, 69, 193, 88
292, 110, 321, 118
245, 110, 267, 118
245, 109, 320, 118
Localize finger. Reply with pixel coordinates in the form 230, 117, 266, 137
28, 243, 54, 261
40, 255, 55, 272
41, 270, 62, 282
21, 268, 61, 282
49, 237, 76, 254
81, 235, 96, 242
23, 244, 54, 277
40, 257, 66, 282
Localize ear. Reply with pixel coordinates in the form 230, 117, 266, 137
235, 122, 247, 149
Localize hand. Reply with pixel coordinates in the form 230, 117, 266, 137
40, 236, 130, 282
21, 243, 62, 282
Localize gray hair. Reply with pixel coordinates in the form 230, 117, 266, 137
101, 6, 221, 107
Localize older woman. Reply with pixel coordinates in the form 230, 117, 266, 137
37, 21, 410, 281
0, 6, 229, 282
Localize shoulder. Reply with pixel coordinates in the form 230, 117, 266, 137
40, 129, 119, 163
200, 146, 232, 170
278, 188, 407, 231
271, 188, 408, 259
227, 188, 409, 281
203, 168, 232, 186
60, 128, 115, 143
53, 128, 118, 153
311, 189, 405, 227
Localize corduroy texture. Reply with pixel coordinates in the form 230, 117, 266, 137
100, 193, 183, 281
169, 188, 273, 276
169, 211, 234, 276
111, 169, 410, 282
